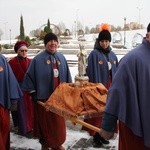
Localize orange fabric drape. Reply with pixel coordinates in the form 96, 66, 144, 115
44, 82, 107, 119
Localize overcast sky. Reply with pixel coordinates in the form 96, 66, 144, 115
0, 0, 149, 39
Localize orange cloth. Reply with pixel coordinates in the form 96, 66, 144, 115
44, 82, 107, 119
82, 76, 114, 135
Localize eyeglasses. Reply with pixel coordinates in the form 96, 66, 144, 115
20, 50, 28, 52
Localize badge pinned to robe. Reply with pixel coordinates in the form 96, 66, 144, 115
98, 60, 103, 64
113, 60, 116, 64
47, 60, 51, 64
0, 66, 3, 72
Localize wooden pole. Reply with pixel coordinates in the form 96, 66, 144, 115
38, 101, 101, 133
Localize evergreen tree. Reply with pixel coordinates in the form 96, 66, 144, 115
47, 19, 50, 29
44, 19, 52, 33
19, 15, 25, 40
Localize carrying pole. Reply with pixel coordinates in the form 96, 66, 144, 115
38, 101, 101, 133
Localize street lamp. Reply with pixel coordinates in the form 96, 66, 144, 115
4, 22, 8, 40
9, 29, 11, 45
76, 9, 79, 39
74, 21, 76, 38
124, 17, 126, 47
137, 7, 142, 28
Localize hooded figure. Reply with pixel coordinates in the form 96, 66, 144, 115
82, 24, 118, 148
100, 23, 150, 149
23, 32, 72, 150
0, 54, 22, 149
147, 23, 150, 32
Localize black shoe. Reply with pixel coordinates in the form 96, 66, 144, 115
93, 133, 103, 148
93, 140, 103, 148
94, 132, 110, 145
25, 131, 33, 139
99, 136, 110, 144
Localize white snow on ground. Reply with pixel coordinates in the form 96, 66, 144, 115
10, 120, 118, 150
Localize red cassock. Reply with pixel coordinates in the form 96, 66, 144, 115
119, 121, 150, 150
9, 57, 34, 135
0, 106, 10, 150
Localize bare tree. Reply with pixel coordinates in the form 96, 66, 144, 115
85, 26, 90, 34
58, 22, 66, 34
31, 29, 41, 38
0, 28, 4, 40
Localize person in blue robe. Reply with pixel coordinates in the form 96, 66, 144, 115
100, 23, 150, 150
0, 54, 22, 150
23, 32, 72, 150
82, 24, 118, 148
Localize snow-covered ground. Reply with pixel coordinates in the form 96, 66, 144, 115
10, 120, 118, 150
0, 28, 146, 49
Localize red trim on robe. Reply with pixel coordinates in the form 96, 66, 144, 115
9, 57, 31, 82
0, 105, 10, 150
34, 101, 66, 148
53, 61, 59, 89
119, 121, 150, 150
23, 91, 34, 132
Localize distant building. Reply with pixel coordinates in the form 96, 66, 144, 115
130, 22, 142, 30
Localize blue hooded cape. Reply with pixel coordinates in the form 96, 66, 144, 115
87, 47, 118, 86
0, 54, 22, 109
23, 50, 72, 100
104, 38, 150, 148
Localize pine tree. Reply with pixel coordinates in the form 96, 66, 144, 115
19, 15, 25, 40
44, 19, 52, 33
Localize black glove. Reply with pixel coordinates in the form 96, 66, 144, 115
30, 92, 38, 103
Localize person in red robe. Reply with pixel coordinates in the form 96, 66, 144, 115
0, 54, 22, 150
9, 41, 34, 137
100, 23, 150, 150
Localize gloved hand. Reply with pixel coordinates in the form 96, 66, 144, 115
30, 92, 38, 103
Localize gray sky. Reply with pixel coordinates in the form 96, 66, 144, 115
0, 0, 149, 39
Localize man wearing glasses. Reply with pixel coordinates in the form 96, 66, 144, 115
9, 41, 34, 138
